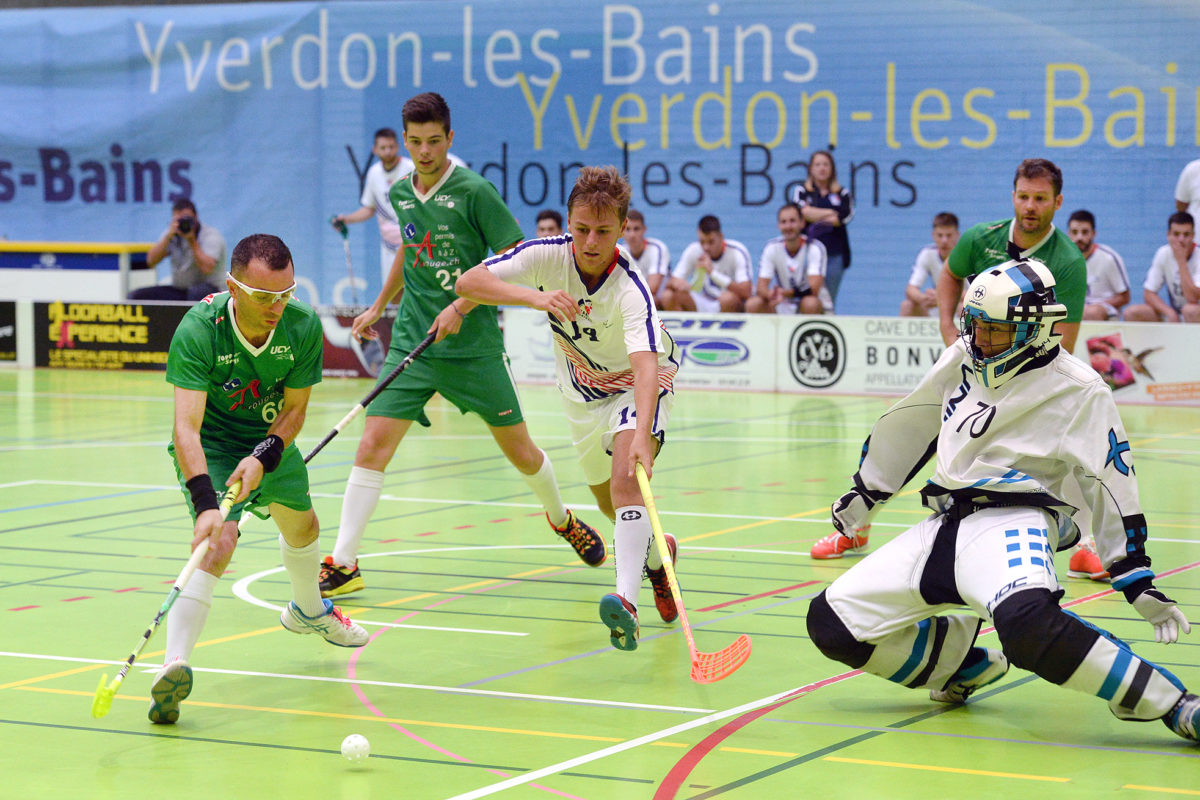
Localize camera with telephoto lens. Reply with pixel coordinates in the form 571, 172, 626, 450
177, 216, 195, 234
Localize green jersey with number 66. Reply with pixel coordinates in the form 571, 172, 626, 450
165, 292, 323, 455
388, 162, 524, 358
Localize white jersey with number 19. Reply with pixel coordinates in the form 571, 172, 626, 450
483, 236, 680, 403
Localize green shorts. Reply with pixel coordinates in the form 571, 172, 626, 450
168, 441, 312, 521
365, 351, 525, 428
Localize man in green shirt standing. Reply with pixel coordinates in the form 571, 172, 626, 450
320, 92, 604, 597
154, 233, 368, 725
937, 158, 1086, 354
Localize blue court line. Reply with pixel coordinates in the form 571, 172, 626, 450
0, 488, 163, 514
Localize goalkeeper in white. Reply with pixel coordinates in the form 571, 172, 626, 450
807, 258, 1198, 742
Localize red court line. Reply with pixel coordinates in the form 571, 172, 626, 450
9, 606, 38, 612
113, 587, 140, 593
696, 581, 821, 613
656, 559, 1200, 798
62, 596, 91, 602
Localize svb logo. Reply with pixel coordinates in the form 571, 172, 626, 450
788, 321, 846, 388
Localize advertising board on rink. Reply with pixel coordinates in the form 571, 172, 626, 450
0, 301, 16, 363
33, 301, 187, 370
503, 307, 1200, 406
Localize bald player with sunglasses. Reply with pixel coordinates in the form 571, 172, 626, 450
153, 233, 368, 726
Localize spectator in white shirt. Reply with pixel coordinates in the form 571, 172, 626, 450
901, 212, 959, 317
1066, 209, 1131, 321
1124, 212, 1200, 323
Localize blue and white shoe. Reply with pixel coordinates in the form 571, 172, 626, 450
930, 647, 1009, 704
148, 659, 193, 724
599, 593, 639, 652
281, 598, 368, 647
1163, 693, 1200, 742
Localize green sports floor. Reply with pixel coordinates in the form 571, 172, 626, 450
1, 368, 1198, 799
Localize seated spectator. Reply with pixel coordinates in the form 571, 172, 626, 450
901, 212, 958, 317
792, 149, 853, 303
1066, 209, 1131, 321
535, 209, 563, 237
747, 202, 831, 315
1124, 211, 1200, 323
621, 208, 671, 308
661, 215, 752, 312
130, 199, 226, 301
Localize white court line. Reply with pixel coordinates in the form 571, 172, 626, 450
444, 683, 825, 800
0, 651, 712, 714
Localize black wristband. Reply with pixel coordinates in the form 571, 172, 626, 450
186, 473, 220, 514
250, 434, 285, 473
1120, 576, 1155, 604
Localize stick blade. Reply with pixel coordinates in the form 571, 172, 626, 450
690, 634, 752, 684
90, 673, 116, 718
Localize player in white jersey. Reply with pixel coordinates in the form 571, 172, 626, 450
458, 166, 683, 652
622, 208, 671, 308
1066, 209, 1131, 321
901, 212, 959, 317
807, 259, 1198, 743
662, 215, 753, 312
1125, 211, 1200, 323
747, 202, 831, 314
331, 128, 413, 285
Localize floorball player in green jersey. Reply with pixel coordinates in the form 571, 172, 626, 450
152, 233, 368, 726
318, 92, 605, 599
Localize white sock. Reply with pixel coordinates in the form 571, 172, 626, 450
613, 505, 652, 610
521, 449, 569, 528
333, 466, 385, 566
646, 533, 665, 570
280, 536, 325, 617
165, 569, 219, 665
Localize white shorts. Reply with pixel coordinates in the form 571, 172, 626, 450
825, 506, 1062, 643
380, 243, 399, 285
690, 290, 721, 313
562, 390, 675, 485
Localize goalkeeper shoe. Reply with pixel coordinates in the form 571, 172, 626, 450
1067, 538, 1110, 582
930, 647, 1009, 704
1163, 693, 1200, 742
810, 525, 871, 559
551, 509, 607, 567
599, 593, 639, 652
645, 533, 679, 623
281, 599, 369, 647
148, 659, 193, 725
319, 556, 364, 598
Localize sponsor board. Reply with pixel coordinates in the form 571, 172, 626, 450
319, 307, 396, 378
33, 301, 187, 370
0, 301, 15, 362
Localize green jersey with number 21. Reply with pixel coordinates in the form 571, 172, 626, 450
388, 162, 524, 358
165, 292, 323, 455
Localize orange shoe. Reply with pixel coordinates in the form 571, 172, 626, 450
1067, 538, 1109, 581
810, 525, 871, 559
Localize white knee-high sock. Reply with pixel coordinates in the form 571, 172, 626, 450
613, 505, 652, 610
281, 536, 325, 617
165, 569, 219, 665
333, 466, 385, 566
521, 449, 569, 528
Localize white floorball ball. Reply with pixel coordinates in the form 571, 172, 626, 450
341, 733, 370, 763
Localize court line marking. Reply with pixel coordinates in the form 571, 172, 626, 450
821, 755, 1069, 783
0, 651, 713, 714
1123, 785, 1200, 796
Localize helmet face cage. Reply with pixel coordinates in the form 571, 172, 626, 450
959, 259, 1067, 388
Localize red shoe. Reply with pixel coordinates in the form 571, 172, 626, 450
1067, 538, 1109, 581
645, 533, 679, 623
810, 525, 870, 559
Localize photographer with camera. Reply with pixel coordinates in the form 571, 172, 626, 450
130, 199, 227, 301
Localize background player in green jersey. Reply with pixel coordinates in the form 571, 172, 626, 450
154, 234, 367, 725
319, 92, 604, 598
936, 158, 1086, 354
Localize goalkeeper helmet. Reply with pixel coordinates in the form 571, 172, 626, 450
960, 259, 1067, 388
